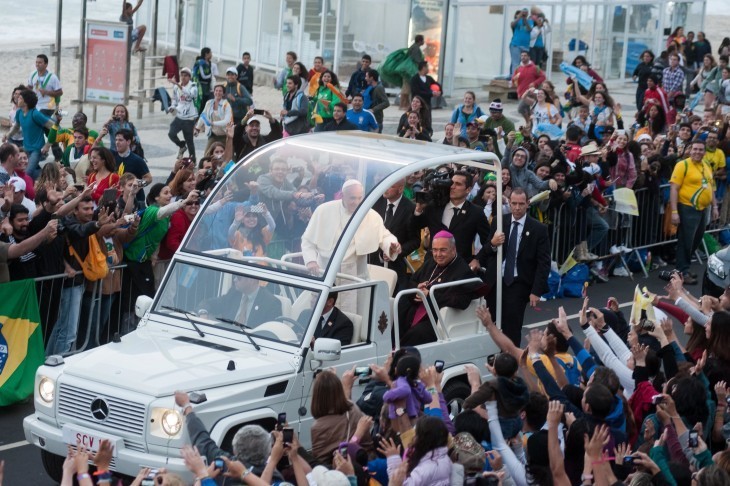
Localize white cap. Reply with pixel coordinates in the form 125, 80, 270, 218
226, 67, 238, 75
8, 176, 26, 192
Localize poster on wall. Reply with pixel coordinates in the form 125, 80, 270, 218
409, 0, 447, 81
84, 21, 131, 104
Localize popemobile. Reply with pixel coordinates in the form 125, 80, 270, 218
24, 131, 505, 482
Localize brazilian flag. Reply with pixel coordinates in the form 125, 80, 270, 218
0, 279, 44, 406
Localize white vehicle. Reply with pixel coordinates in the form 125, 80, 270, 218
24, 132, 505, 481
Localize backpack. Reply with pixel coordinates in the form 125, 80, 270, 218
68, 235, 109, 281
127, 122, 145, 159
560, 263, 589, 297
30, 70, 61, 107
448, 432, 486, 475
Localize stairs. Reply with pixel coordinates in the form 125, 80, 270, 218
283, 0, 361, 77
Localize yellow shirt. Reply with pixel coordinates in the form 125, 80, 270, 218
670, 157, 714, 210
703, 148, 726, 188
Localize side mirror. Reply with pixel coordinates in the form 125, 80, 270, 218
312, 338, 341, 362
135, 295, 154, 318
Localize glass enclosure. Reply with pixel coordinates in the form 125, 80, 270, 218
183, 132, 469, 279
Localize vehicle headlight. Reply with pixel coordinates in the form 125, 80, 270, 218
39, 377, 55, 403
161, 409, 182, 436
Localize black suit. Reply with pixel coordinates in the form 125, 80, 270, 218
410, 73, 437, 107
397, 256, 479, 346
482, 215, 551, 346
413, 200, 491, 266
202, 286, 283, 328
313, 307, 354, 346
369, 197, 421, 293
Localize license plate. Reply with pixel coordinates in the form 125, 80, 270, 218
61, 425, 121, 457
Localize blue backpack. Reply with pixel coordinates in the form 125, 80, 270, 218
560, 264, 589, 298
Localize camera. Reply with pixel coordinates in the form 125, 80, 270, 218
282, 428, 294, 444
140, 469, 158, 486
689, 430, 699, 448
414, 167, 454, 207
354, 366, 372, 377
639, 318, 655, 332
658, 269, 681, 281
214, 458, 227, 473
277, 412, 287, 430
651, 394, 664, 405
195, 168, 217, 198
338, 442, 349, 458
434, 360, 445, 373
622, 455, 634, 466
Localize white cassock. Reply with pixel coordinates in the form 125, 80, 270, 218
301, 200, 399, 313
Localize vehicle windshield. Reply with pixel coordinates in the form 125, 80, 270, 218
183, 132, 469, 279
154, 261, 321, 347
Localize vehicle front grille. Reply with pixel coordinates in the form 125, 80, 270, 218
58, 383, 146, 437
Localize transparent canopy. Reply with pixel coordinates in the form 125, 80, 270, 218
183, 132, 478, 281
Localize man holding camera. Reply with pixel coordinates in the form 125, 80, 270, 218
412, 170, 491, 272
670, 139, 719, 284
113, 129, 151, 207
228, 109, 283, 162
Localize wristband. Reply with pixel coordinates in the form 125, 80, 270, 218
77, 473, 91, 481
427, 387, 438, 394
581, 474, 594, 480
195, 474, 210, 481
350, 435, 360, 443
93, 470, 110, 476
671, 210, 678, 214
241, 465, 254, 481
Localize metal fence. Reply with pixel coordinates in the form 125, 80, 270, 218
544, 183, 727, 275
34, 264, 137, 358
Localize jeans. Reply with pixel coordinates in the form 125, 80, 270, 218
26, 149, 43, 180
78, 291, 116, 349
676, 203, 705, 273
585, 206, 610, 251
40, 108, 63, 161
168, 117, 197, 160
46, 284, 84, 356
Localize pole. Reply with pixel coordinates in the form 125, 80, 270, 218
175, 0, 183, 62
56, 0, 63, 77
77, 0, 88, 111
151, 0, 159, 56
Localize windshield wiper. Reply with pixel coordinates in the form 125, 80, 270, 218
215, 316, 261, 351
161, 305, 205, 338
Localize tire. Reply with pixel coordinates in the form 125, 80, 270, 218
41, 449, 65, 483
442, 380, 471, 420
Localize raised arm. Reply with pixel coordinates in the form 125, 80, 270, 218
477, 306, 523, 360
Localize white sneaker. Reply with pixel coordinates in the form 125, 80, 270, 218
618, 245, 633, 253
613, 266, 631, 277
610, 245, 621, 255
654, 256, 668, 267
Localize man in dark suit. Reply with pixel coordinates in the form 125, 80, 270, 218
482, 188, 551, 346
201, 275, 282, 328
312, 291, 353, 347
398, 231, 480, 346
410, 61, 437, 108
369, 179, 421, 293
413, 170, 491, 272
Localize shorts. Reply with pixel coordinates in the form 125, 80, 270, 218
132, 27, 141, 42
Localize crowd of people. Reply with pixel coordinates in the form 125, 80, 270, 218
1, 18, 730, 485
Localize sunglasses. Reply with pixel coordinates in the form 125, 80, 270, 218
185, 201, 200, 206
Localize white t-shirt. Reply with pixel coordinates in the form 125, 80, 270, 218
27, 70, 62, 110
532, 102, 557, 125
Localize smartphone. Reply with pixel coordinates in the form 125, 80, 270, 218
74, 184, 85, 192
140, 469, 158, 486
434, 360, 445, 373
354, 366, 372, 377
689, 430, 699, 448
487, 355, 496, 367
338, 442, 349, 458
123, 213, 135, 223
213, 458, 227, 472
282, 427, 294, 444
651, 394, 664, 405
277, 412, 287, 429
622, 455, 634, 466
253, 108, 266, 115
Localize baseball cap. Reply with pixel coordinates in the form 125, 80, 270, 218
180, 67, 192, 75
246, 114, 267, 126
8, 176, 26, 192
226, 67, 237, 75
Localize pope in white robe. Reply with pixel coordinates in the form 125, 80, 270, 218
301, 180, 401, 313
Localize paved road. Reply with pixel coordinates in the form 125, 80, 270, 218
0, 259, 703, 485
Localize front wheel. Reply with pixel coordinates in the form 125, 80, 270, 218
442, 380, 471, 421
41, 449, 65, 483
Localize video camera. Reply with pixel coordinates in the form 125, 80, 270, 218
413, 167, 454, 207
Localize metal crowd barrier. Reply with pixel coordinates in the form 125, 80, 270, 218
545, 183, 728, 275
34, 264, 136, 358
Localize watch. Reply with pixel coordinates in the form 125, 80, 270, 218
530, 353, 541, 361
395, 407, 405, 417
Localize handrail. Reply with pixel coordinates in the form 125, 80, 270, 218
427, 277, 484, 340
392, 288, 440, 349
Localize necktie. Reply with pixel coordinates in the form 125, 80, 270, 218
385, 203, 395, 225
448, 207, 460, 228
504, 221, 520, 286
315, 315, 325, 338
235, 294, 249, 325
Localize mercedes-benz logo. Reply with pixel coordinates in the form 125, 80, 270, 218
90, 398, 109, 421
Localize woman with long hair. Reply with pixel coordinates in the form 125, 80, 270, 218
227, 202, 275, 257
105, 104, 141, 153
168, 168, 196, 202
385, 416, 451, 486
281, 75, 310, 136
193, 47, 214, 111
310, 370, 373, 465
634, 102, 667, 140
311, 69, 347, 131
633, 50, 656, 110
606, 131, 637, 189
691, 54, 717, 93
705, 310, 730, 388
194, 84, 231, 152
450, 91, 484, 137
530, 87, 562, 128
398, 111, 431, 141
397, 95, 432, 138
87, 147, 120, 203
291, 61, 310, 95
667, 26, 686, 49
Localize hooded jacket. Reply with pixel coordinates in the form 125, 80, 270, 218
502, 146, 551, 197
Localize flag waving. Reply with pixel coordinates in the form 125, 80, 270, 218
0, 279, 44, 406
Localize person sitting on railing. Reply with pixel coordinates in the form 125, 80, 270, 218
396, 230, 479, 347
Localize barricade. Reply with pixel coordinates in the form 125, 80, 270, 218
546, 183, 726, 275
34, 264, 131, 358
